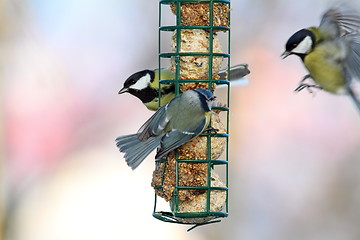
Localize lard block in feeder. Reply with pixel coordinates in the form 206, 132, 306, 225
171, 170, 227, 224
169, 29, 223, 91
170, 2, 230, 30
151, 111, 226, 202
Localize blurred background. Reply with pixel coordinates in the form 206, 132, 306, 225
2, 0, 360, 239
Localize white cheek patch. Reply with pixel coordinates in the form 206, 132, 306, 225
130, 73, 152, 90
292, 36, 313, 54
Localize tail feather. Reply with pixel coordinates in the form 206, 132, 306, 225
115, 134, 137, 148
115, 134, 161, 170
218, 64, 250, 81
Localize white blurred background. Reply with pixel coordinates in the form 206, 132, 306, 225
2, 0, 360, 239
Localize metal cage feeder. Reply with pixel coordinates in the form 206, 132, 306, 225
152, 0, 232, 231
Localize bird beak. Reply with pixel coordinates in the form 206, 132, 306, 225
118, 87, 128, 94
281, 51, 291, 59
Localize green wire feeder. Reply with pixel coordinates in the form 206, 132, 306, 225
153, 0, 231, 231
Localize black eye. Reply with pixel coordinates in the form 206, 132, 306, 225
129, 78, 136, 85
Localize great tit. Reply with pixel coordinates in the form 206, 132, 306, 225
282, 7, 360, 111
118, 64, 249, 111
115, 88, 215, 170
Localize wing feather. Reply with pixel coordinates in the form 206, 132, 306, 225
137, 104, 169, 141
320, 7, 360, 39
344, 33, 360, 82
155, 118, 207, 158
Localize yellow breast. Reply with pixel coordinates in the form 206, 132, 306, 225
304, 43, 346, 94
145, 100, 160, 111
144, 92, 176, 111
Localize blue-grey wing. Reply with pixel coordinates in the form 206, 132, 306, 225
155, 118, 206, 158
137, 104, 169, 141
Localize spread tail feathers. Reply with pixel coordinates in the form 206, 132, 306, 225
115, 134, 161, 170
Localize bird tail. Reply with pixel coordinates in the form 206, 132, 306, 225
218, 64, 250, 80
347, 86, 360, 113
218, 64, 250, 88
115, 134, 161, 170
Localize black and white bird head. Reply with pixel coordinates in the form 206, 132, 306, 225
119, 70, 155, 94
282, 29, 316, 59
118, 69, 157, 104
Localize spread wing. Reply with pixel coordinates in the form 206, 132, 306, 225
319, 7, 360, 39
344, 33, 360, 82
155, 118, 207, 158
343, 33, 360, 111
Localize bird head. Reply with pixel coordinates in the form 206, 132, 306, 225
282, 28, 315, 59
119, 70, 155, 94
193, 88, 216, 112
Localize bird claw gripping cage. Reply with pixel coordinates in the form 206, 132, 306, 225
152, 0, 232, 230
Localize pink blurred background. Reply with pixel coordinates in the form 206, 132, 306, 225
2, 0, 360, 239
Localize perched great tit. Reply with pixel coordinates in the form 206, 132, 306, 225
115, 88, 215, 170
118, 64, 249, 111
282, 7, 360, 111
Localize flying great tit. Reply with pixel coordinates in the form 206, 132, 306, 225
282, 7, 360, 112
118, 64, 249, 111
115, 88, 215, 170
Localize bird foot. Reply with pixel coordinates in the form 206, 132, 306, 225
203, 126, 219, 133
300, 74, 312, 83
294, 83, 322, 95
